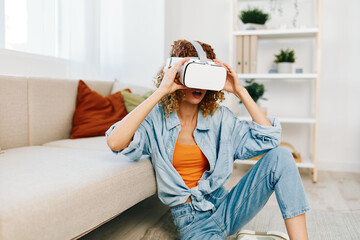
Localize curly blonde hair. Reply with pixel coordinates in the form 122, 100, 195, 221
154, 40, 225, 118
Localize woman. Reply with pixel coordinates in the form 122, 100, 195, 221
106, 40, 310, 240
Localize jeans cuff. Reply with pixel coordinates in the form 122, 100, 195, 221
282, 206, 311, 219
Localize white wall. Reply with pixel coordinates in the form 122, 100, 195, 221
119, 0, 165, 89
164, 0, 360, 173
318, 0, 360, 172
164, 0, 230, 63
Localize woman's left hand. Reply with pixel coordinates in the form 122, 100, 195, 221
213, 59, 243, 94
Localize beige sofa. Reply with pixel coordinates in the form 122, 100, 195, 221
0, 76, 157, 240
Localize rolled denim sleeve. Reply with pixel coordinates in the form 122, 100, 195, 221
222, 107, 281, 160
105, 120, 151, 161
236, 117, 281, 160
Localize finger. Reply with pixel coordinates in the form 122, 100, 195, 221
222, 62, 235, 74
171, 58, 189, 73
176, 84, 188, 90
171, 83, 187, 93
222, 61, 231, 70
213, 59, 224, 67
214, 59, 231, 72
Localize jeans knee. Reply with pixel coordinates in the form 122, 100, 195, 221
265, 147, 295, 169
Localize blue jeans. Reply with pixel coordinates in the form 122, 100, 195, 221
170, 147, 311, 240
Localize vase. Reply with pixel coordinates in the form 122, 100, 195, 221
277, 62, 293, 73
243, 23, 266, 30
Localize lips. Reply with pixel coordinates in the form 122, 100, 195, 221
192, 90, 203, 98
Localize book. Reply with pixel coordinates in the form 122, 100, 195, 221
236, 36, 243, 73
250, 35, 258, 73
243, 35, 250, 73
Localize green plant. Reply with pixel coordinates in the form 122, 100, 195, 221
274, 48, 296, 63
239, 7, 269, 25
240, 79, 267, 104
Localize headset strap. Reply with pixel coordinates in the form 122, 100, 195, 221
190, 41, 207, 62
165, 41, 208, 69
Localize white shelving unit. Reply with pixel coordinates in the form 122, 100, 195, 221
230, 0, 322, 183
237, 116, 316, 124
239, 158, 315, 169
234, 28, 319, 39
237, 73, 317, 80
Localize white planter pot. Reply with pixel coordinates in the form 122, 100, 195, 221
277, 62, 293, 73
243, 23, 266, 30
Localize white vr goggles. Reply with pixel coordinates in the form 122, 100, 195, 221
164, 41, 226, 91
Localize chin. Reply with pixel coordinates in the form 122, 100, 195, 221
183, 88, 207, 105
186, 98, 203, 105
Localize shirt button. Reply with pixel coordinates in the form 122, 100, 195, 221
167, 149, 170, 153
176, 125, 179, 128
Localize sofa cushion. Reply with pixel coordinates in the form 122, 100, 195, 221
28, 78, 114, 145
121, 90, 149, 112
0, 146, 156, 240
70, 80, 128, 139
0, 76, 29, 149
43, 136, 108, 151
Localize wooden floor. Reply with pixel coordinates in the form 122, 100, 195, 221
80, 165, 360, 240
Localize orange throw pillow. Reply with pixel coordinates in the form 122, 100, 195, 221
70, 80, 128, 139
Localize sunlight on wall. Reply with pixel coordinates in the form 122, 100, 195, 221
5, 0, 27, 49
4, 0, 58, 57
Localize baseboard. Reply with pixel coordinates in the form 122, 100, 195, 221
318, 160, 360, 173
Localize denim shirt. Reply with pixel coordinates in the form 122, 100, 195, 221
105, 104, 281, 212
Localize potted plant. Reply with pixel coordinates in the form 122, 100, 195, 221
274, 48, 296, 73
239, 7, 269, 30
239, 79, 268, 115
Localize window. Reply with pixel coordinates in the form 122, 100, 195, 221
1, 0, 59, 57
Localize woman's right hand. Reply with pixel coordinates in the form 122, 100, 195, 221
158, 58, 189, 95
107, 58, 190, 152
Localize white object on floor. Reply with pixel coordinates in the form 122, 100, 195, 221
236, 229, 289, 240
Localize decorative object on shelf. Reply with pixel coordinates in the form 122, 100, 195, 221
295, 68, 303, 74
240, 79, 267, 115
292, 0, 299, 28
270, 0, 299, 28
249, 142, 302, 163
274, 48, 296, 73
239, 7, 269, 30
270, 0, 283, 17
279, 142, 302, 163
268, 63, 278, 73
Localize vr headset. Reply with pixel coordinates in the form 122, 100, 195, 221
164, 41, 226, 91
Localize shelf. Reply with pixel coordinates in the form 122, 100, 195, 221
237, 116, 316, 124
230, 0, 321, 182
233, 28, 319, 39
234, 158, 315, 169
237, 73, 317, 79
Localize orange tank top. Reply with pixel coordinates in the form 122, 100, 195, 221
172, 141, 210, 189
